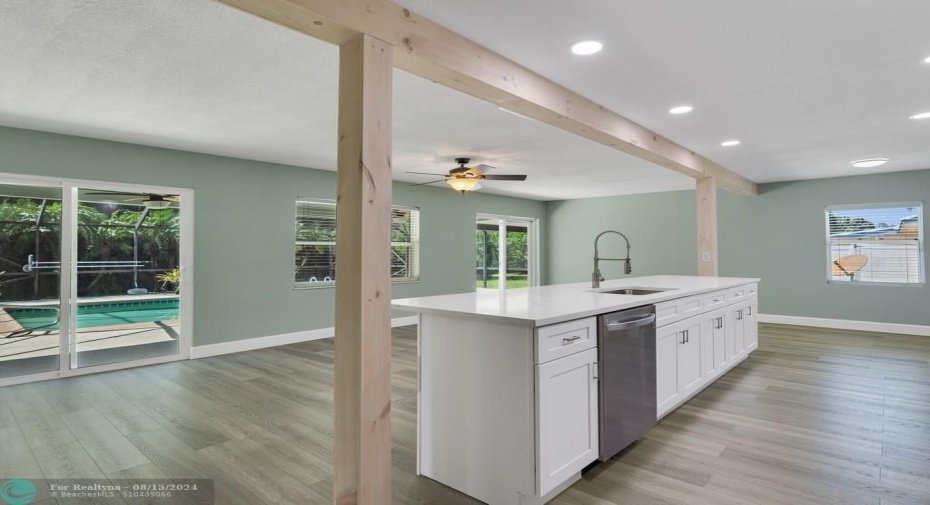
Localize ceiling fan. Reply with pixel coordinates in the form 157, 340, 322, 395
407, 158, 528, 193
84, 190, 179, 209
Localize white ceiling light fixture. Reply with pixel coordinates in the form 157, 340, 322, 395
923, 55, 930, 64
721, 140, 741, 147
909, 111, 930, 120
570, 40, 603, 55
669, 105, 693, 115
850, 158, 889, 168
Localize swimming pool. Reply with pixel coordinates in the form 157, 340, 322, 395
6, 299, 180, 331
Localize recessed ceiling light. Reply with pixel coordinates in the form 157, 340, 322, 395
721, 140, 741, 147
669, 105, 693, 115
909, 111, 930, 120
850, 158, 889, 168
570, 40, 603, 55
923, 55, 930, 64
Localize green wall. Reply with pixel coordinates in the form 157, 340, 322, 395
719, 169, 930, 326
0, 126, 545, 346
543, 169, 930, 327
543, 190, 698, 285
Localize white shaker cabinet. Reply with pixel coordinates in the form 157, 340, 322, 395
655, 283, 759, 419
732, 301, 759, 356
655, 317, 704, 418
744, 301, 759, 352
536, 347, 599, 496
656, 322, 682, 416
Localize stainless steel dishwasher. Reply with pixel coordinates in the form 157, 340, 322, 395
597, 305, 657, 461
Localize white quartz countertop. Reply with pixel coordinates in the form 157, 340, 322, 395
392, 275, 760, 327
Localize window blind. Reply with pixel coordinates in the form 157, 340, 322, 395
295, 199, 420, 286
825, 203, 923, 284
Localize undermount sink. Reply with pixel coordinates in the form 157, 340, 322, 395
598, 288, 673, 296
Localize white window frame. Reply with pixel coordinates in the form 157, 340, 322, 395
476, 214, 540, 291
824, 202, 925, 286
0, 171, 194, 388
294, 198, 420, 289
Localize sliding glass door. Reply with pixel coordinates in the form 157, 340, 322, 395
72, 188, 183, 369
0, 177, 190, 384
0, 182, 63, 379
476, 215, 538, 291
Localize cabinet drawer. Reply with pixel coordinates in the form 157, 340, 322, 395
702, 290, 727, 310
535, 317, 596, 364
745, 283, 758, 298
655, 295, 703, 328
725, 287, 745, 301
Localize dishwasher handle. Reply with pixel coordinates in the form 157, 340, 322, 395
604, 314, 656, 331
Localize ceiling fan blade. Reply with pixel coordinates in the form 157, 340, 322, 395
84, 191, 142, 196
409, 179, 448, 187
472, 164, 497, 174
405, 171, 448, 176
482, 174, 527, 181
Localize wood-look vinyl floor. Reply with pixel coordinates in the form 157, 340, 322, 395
1, 323, 928, 504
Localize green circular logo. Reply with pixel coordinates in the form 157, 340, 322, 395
0, 480, 36, 505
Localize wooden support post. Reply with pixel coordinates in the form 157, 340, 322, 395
696, 177, 719, 276
334, 33, 394, 505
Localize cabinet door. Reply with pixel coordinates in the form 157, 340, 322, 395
536, 348, 598, 496
731, 304, 747, 360
700, 317, 716, 379
723, 310, 738, 363
744, 301, 759, 351
713, 313, 727, 372
656, 323, 682, 418
679, 319, 704, 398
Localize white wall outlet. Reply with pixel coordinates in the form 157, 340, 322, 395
701, 252, 712, 262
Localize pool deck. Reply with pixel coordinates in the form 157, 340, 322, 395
0, 319, 180, 362
1, 294, 181, 366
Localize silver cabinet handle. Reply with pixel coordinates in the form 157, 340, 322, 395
679, 331, 686, 345
685, 329, 689, 343
562, 335, 581, 345
748, 306, 753, 316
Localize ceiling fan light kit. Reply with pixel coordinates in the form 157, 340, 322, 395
407, 157, 527, 194
446, 178, 480, 192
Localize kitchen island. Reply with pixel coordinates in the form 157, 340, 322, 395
392, 275, 760, 505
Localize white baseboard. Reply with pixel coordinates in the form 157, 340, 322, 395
759, 313, 930, 337
191, 316, 420, 359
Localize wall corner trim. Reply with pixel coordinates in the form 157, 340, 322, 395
758, 313, 930, 337
190, 316, 419, 359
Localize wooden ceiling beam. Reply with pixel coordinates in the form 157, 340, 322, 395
214, 0, 757, 195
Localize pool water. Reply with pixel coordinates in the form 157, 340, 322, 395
6, 299, 180, 331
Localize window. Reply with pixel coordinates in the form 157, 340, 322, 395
295, 199, 420, 287
825, 203, 924, 285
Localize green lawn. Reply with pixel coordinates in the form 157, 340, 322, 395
476, 274, 529, 289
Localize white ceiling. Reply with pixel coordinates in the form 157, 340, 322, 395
397, 0, 930, 183
2, 1, 928, 200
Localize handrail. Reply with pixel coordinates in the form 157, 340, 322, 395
22, 254, 148, 272
0, 304, 61, 339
